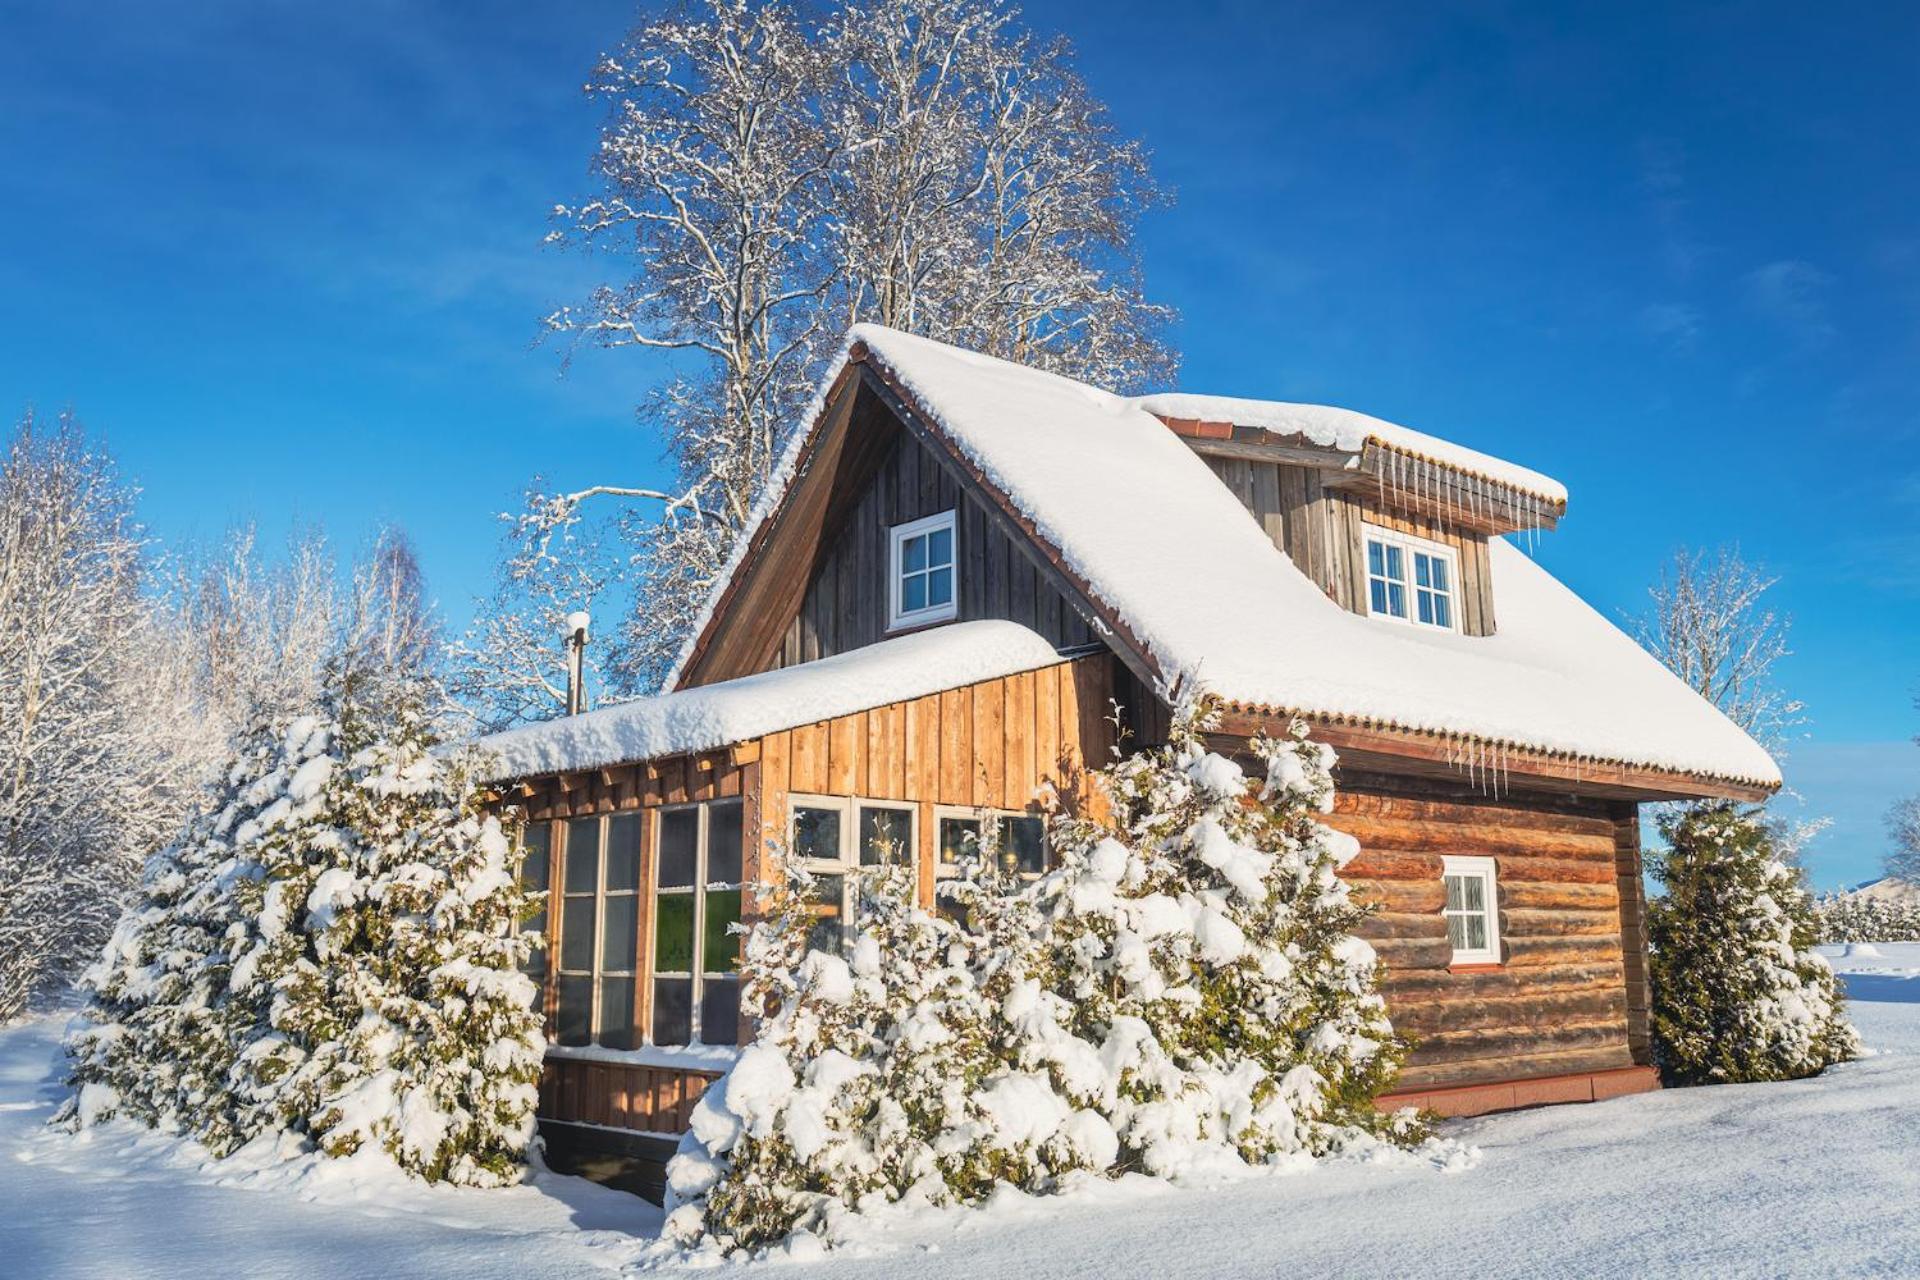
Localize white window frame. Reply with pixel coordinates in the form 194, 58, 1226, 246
888, 510, 958, 632
554, 812, 642, 1049
932, 804, 1052, 883
1362, 523, 1461, 633
648, 799, 746, 1048
788, 795, 919, 950
1441, 855, 1501, 966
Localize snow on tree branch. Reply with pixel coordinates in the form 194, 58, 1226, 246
1634, 545, 1806, 756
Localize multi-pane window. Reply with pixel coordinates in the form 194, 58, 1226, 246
888, 510, 957, 630
518, 822, 552, 991
935, 806, 1050, 879
1442, 855, 1501, 966
555, 813, 642, 1049
791, 795, 917, 952
652, 799, 745, 1047
932, 807, 1051, 923
1364, 525, 1458, 631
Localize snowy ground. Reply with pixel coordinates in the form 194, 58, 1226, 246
5, 945, 1917, 1279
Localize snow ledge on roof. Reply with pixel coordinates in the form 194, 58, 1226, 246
477, 620, 1067, 779
1129, 393, 1567, 504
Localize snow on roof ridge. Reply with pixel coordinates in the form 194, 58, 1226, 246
658, 324, 1776, 790
1129, 392, 1567, 504
481, 620, 1065, 779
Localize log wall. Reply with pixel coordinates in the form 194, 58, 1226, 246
1325, 772, 1643, 1093
1202, 456, 1497, 636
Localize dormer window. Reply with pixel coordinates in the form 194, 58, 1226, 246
1364, 524, 1458, 631
889, 510, 957, 630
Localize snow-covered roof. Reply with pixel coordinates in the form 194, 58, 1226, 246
478, 621, 1064, 779
1129, 393, 1567, 505
737, 325, 1771, 790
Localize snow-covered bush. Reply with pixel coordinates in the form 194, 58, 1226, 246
62, 674, 545, 1186
1648, 802, 1859, 1085
662, 701, 1417, 1255
1815, 893, 1920, 944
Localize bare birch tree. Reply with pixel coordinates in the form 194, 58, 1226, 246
459, 0, 1174, 717
1634, 546, 1806, 756
1888, 795, 1920, 884
0, 413, 203, 1019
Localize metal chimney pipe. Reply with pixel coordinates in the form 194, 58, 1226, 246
563, 609, 591, 716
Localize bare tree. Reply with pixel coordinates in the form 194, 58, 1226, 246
167, 524, 343, 733
459, 0, 1175, 718
1634, 546, 1806, 756
1887, 795, 1920, 884
0, 412, 202, 1019
824, 0, 1172, 385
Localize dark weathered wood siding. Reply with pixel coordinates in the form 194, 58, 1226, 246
1325, 773, 1639, 1092
775, 426, 1098, 668
1201, 456, 1497, 636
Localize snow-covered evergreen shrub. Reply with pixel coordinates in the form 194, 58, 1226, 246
662, 701, 1417, 1255
1814, 893, 1920, 944
62, 674, 545, 1187
1648, 802, 1859, 1085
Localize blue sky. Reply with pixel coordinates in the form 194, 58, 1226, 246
2, 0, 1914, 887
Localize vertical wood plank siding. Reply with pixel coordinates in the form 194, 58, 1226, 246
1202, 456, 1497, 636
538, 1059, 723, 1136
1323, 772, 1638, 1092
777, 427, 1099, 667
753, 655, 1117, 908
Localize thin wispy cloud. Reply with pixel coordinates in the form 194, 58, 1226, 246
1743, 258, 1838, 350
1639, 301, 1701, 352
1637, 137, 1702, 281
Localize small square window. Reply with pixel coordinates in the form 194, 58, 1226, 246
1442, 856, 1501, 966
1363, 524, 1459, 633
889, 511, 959, 631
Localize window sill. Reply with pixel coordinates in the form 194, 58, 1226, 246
1447, 962, 1505, 974
884, 613, 957, 638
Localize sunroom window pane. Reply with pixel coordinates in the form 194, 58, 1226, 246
1433, 596, 1452, 628
700, 978, 740, 1046
556, 975, 593, 1046
1384, 544, 1404, 579
706, 800, 743, 884
599, 977, 637, 1049
654, 893, 695, 972
1430, 557, 1450, 591
652, 978, 692, 1046
703, 889, 743, 973
559, 897, 596, 972
605, 814, 641, 892
564, 818, 601, 894
658, 808, 699, 888
1387, 583, 1406, 616
1005, 816, 1047, 875
601, 894, 637, 973
1368, 541, 1385, 576
1370, 579, 1389, 615
1418, 593, 1434, 625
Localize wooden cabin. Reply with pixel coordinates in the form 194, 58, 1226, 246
480, 325, 1778, 1193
